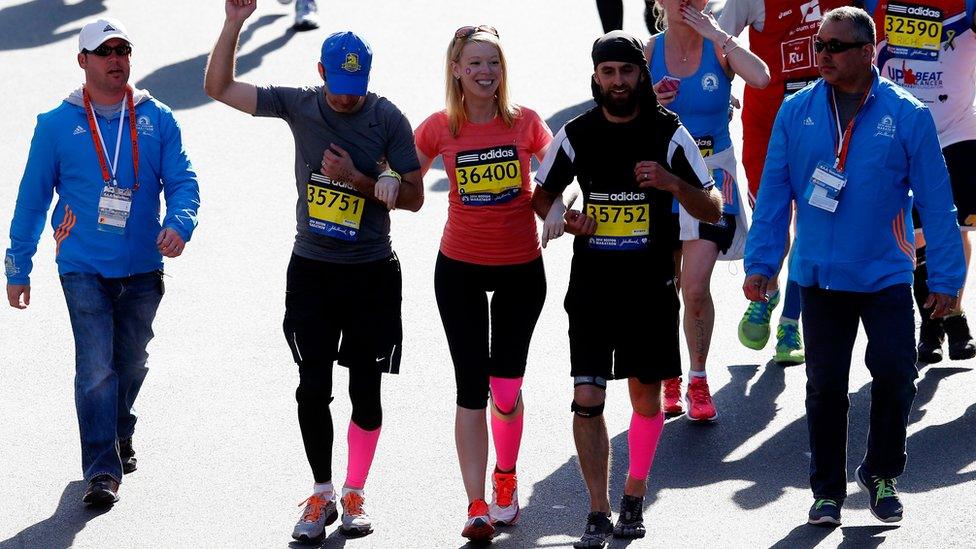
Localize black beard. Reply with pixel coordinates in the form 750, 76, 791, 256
600, 87, 640, 117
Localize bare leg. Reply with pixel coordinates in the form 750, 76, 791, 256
680, 240, 719, 373
456, 406, 488, 502
573, 385, 611, 513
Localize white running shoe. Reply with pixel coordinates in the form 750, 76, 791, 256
293, 0, 320, 31
292, 493, 338, 543
488, 469, 520, 526
339, 490, 373, 537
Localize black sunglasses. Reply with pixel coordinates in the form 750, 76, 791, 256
84, 43, 132, 57
813, 38, 869, 54
455, 25, 499, 40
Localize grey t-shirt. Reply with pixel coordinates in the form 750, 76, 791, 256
834, 90, 864, 130
254, 86, 420, 263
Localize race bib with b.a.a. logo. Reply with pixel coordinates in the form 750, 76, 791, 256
885, 2, 943, 61
306, 172, 365, 241
455, 145, 522, 206
585, 191, 650, 251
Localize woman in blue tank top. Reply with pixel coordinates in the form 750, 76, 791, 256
644, 0, 770, 422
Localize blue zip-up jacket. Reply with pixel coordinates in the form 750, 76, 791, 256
4, 88, 200, 286
745, 68, 965, 295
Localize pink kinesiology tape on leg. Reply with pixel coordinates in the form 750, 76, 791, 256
345, 422, 381, 490
628, 411, 664, 481
490, 376, 524, 472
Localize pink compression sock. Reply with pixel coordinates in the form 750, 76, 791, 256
489, 377, 524, 472
345, 422, 381, 490
628, 411, 664, 481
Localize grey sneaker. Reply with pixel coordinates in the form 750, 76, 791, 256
292, 493, 338, 543
807, 498, 842, 525
293, 0, 320, 31
339, 490, 373, 537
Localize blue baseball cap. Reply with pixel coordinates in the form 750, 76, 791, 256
320, 31, 372, 96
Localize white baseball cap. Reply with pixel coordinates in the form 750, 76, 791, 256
78, 17, 133, 53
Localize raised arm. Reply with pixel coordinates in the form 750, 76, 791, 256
682, 3, 770, 89
204, 0, 260, 114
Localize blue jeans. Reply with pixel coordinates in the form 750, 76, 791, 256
801, 283, 918, 500
60, 271, 164, 482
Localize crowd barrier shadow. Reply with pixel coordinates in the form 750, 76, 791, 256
135, 15, 294, 111
0, 481, 108, 549
0, 0, 105, 52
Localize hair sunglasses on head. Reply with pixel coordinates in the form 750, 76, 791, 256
813, 38, 869, 54
83, 43, 132, 57
454, 25, 499, 40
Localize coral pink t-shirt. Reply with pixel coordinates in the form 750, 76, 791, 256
415, 108, 553, 265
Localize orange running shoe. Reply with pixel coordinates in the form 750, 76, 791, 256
489, 469, 520, 525
685, 376, 717, 421
462, 498, 495, 541
662, 377, 683, 415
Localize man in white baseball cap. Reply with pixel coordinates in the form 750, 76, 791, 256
5, 15, 200, 508
78, 17, 133, 53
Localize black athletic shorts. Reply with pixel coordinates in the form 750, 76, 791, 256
564, 255, 681, 384
670, 212, 737, 253
912, 139, 976, 231
283, 252, 403, 373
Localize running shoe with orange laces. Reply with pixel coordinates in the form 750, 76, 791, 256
462, 498, 495, 541
339, 489, 373, 537
685, 376, 717, 421
662, 377, 683, 415
292, 493, 338, 543
489, 469, 520, 526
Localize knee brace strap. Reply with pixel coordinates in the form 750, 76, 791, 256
573, 375, 607, 389
571, 400, 605, 418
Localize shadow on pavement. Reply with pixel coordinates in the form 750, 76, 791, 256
500, 362, 975, 547
0, 0, 106, 52
0, 481, 109, 549
135, 15, 295, 110
287, 529, 348, 548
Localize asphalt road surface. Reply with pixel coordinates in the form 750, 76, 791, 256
0, 1, 974, 548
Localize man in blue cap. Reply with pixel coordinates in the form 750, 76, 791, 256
205, 0, 424, 542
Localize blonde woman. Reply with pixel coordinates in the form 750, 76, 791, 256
414, 25, 558, 542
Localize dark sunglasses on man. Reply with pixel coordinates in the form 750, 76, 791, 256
813, 38, 870, 54
83, 43, 133, 57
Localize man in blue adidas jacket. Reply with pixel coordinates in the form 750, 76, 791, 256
743, 7, 964, 526
4, 18, 199, 507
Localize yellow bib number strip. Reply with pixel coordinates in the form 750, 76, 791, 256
885, 15, 941, 51
456, 161, 521, 195
307, 184, 364, 228
587, 204, 649, 237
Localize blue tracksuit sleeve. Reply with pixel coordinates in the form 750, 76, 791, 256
745, 106, 793, 279
5, 117, 57, 286
158, 108, 200, 242
908, 108, 965, 295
